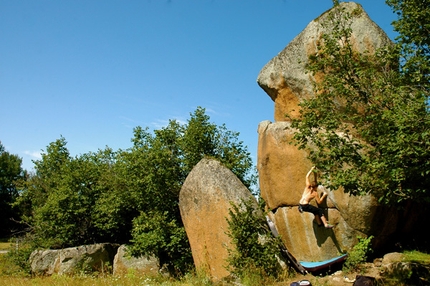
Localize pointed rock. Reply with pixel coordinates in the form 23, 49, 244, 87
179, 158, 257, 281
257, 2, 392, 122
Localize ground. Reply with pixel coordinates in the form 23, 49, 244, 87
272, 262, 389, 286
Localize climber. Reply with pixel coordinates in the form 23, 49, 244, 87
299, 166, 334, 228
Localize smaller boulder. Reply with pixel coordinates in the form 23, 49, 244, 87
29, 249, 60, 276
380, 253, 430, 285
113, 245, 160, 276
30, 243, 119, 276
382, 252, 404, 265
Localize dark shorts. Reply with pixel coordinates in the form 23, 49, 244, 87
299, 204, 324, 217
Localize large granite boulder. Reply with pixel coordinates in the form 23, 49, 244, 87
257, 2, 392, 122
258, 120, 413, 261
255, 2, 400, 263
179, 158, 258, 281
29, 243, 119, 276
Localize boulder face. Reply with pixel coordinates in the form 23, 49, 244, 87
179, 158, 257, 281
257, 120, 309, 208
258, 120, 404, 261
112, 245, 160, 276
29, 243, 163, 277
256, 2, 399, 262
29, 243, 119, 276
257, 2, 392, 122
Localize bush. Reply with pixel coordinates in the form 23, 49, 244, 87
225, 198, 289, 281
1, 237, 36, 276
343, 235, 373, 273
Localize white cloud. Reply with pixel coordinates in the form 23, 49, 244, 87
24, 150, 42, 160
151, 119, 170, 129
151, 116, 187, 129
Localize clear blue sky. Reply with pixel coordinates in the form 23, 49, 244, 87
1, 0, 396, 171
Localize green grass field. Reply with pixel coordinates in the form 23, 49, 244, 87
1, 246, 429, 286
0, 238, 11, 250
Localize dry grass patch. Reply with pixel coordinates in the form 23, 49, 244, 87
0, 238, 12, 251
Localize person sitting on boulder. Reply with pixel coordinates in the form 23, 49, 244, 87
299, 166, 334, 229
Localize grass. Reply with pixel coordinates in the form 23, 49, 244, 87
1, 249, 430, 286
0, 270, 216, 286
0, 238, 12, 251
0, 275, 167, 286
403, 250, 430, 265
0, 252, 216, 286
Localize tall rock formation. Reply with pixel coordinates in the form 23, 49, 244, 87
256, 2, 397, 262
257, 2, 392, 122
179, 158, 257, 281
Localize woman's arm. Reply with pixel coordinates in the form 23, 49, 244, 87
305, 166, 316, 186
315, 190, 328, 205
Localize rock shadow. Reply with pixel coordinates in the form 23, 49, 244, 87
312, 210, 343, 254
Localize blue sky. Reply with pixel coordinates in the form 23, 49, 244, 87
1, 0, 396, 171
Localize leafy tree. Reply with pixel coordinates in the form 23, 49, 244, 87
386, 0, 430, 85
128, 107, 255, 275
91, 148, 134, 243
0, 142, 25, 237
289, 3, 430, 204
16, 138, 119, 248
17, 137, 72, 247
15, 107, 254, 275
121, 122, 190, 274
181, 107, 254, 188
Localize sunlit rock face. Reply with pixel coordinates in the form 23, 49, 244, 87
256, 2, 399, 262
257, 2, 392, 122
179, 158, 258, 281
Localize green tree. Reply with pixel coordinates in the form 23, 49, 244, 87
18, 137, 72, 247
16, 107, 254, 276
181, 107, 254, 187
16, 138, 119, 248
0, 142, 25, 237
127, 107, 255, 275
386, 0, 430, 85
290, 3, 430, 204
121, 122, 189, 274
91, 148, 134, 243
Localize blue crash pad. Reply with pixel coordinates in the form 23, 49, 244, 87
300, 254, 348, 272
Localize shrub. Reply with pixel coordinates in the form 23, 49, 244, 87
343, 235, 373, 273
1, 236, 36, 276
225, 198, 289, 281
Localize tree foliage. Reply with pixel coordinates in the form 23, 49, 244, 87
126, 107, 254, 274
15, 107, 255, 275
16, 137, 118, 248
226, 199, 286, 280
290, 2, 430, 204
343, 235, 374, 273
386, 0, 430, 85
0, 142, 25, 237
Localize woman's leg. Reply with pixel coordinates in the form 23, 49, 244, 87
320, 214, 333, 228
